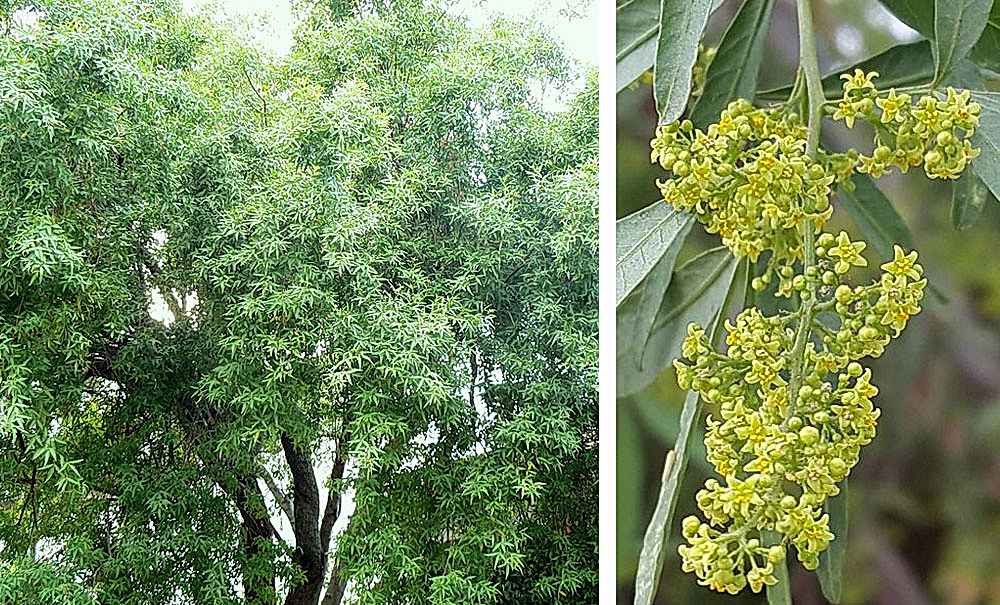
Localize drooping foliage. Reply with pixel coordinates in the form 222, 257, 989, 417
0, 0, 597, 603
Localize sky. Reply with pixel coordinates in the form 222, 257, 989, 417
181, 0, 596, 66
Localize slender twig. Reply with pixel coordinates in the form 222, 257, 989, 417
243, 65, 268, 126
787, 0, 826, 418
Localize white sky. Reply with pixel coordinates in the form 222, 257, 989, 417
181, 0, 596, 66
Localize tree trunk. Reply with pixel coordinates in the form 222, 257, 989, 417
282, 434, 326, 605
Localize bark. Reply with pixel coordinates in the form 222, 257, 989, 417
260, 466, 295, 524
319, 441, 349, 605
230, 479, 280, 604
320, 568, 347, 605
282, 434, 326, 605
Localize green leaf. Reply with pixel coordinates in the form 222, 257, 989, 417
818, 481, 849, 604
616, 204, 694, 398
618, 246, 739, 397
837, 173, 914, 262
616, 203, 694, 306
932, 0, 992, 85
762, 530, 791, 605
653, 0, 715, 123
616, 0, 661, 91
970, 92, 1000, 201
969, 4, 1000, 73
757, 41, 933, 102
690, 0, 775, 128
879, 0, 934, 36
633, 448, 677, 605
879, 0, 1000, 75
617, 0, 729, 92
632, 258, 747, 605
951, 170, 992, 230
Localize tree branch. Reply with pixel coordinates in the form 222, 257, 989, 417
260, 466, 294, 524
318, 438, 350, 605
319, 434, 349, 553
244, 65, 269, 126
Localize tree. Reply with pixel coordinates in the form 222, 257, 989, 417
0, 0, 598, 603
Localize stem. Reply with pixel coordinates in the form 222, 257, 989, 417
796, 0, 825, 158
787, 0, 825, 418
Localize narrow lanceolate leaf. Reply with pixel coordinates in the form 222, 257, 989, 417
653, 0, 715, 123
633, 449, 676, 605
970, 92, 1000, 201
932, 0, 992, 85
616, 203, 694, 306
818, 480, 849, 604
628, 230, 696, 378
633, 259, 747, 605
691, 0, 775, 128
616, 0, 662, 91
617, 0, 729, 92
617, 290, 644, 397
757, 41, 933, 102
951, 170, 992, 230
641, 248, 740, 373
617, 246, 739, 397
837, 174, 914, 262
762, 530, 791, 605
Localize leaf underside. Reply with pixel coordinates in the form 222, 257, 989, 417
616, 203, 694, 306
818, 480, 849, 603
653, 0, 715, 124
691, 0, 775, 127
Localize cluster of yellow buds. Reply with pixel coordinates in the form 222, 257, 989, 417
651, 68, 966, 595
831, 69, 981, 180
650, 100, 835, 296
673, 239, 926, 592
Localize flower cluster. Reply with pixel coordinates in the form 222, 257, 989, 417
650, 101, 835, 296
651, 68, 968, 596
831, 69, 981, 180
674, 240, 926, 592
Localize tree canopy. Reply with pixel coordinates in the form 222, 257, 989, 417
0, 0, 597, 603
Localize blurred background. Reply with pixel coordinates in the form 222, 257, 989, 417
616, 1, 1000, 603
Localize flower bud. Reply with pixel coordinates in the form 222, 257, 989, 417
799, 426, 820, 445
682, 515, 701, 537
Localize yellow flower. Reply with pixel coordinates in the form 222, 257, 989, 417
875, 89, 910, 123
879, 245, 922, 280
832, 100, 859, 128
840, 68, 878, 93
827, 231, 868, 274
